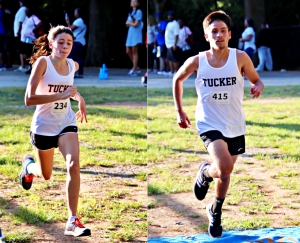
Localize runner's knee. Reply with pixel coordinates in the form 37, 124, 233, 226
66, 157, 80, 175
214, 158, 234, 179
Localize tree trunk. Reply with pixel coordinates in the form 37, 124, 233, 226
85, 0, 112, 67
244, 0, 265, 30
153, 0, 168, 13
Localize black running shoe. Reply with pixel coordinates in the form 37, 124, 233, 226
206, 203, 222, 238
193, 161, 212, 200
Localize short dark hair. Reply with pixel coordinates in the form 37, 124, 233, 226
75, 8, 82, 16
203, 10, 231, 32
246, 18, 254, 27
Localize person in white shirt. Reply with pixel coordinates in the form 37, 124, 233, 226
178, 19, 193, 66
13, 0, 28, 72
66, 8, 86, 78
19, 25, 90, 237
173, 11, 264, 238
17, 6, 42, 74
239, 18, 256, 62
165, 10, 180, 77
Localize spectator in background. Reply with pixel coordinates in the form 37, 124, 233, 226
66, 8, 86, 78
0, 0, 6, 70
0, 0, 13, 70
13, 0, 27, 72
147, 15, 159, 73
165, 10, 180, 77
19, 6, 42, 74
155, 12, 168, 75
178, 19, 193, 67
239, 18, 256, 62
125, 0, 143, 76
255, 22, 273, 71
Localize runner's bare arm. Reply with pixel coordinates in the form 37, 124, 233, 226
70, 70, 87, 123
25, 58, 77, 106
74, 61, 79, 72
71, 91, 87, 123
237, 50, 264, 98
173, 55, 198, 128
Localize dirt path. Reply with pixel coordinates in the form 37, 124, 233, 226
148, 148, 300, 238
1, 164, 147, 242
0, 100, 147, 242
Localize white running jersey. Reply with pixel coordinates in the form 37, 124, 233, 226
195, 48, 246, 138
30, 56, 77, 136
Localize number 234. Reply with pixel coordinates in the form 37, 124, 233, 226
54, 102, 67, 109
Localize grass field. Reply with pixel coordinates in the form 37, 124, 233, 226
148, 86, 300, 237
0, 87, 147, 243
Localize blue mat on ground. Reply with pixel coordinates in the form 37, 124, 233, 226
148, 227, 300, 243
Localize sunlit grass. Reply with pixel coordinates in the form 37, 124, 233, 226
0, 87, 147, 242
148, 86, 300, 231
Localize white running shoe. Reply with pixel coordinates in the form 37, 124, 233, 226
64, 218, 91, 237
14, 66, 30, 72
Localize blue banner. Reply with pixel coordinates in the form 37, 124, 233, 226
149, 227, 300, 243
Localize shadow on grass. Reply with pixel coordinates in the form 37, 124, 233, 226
52, 167, 142, 178
84, 107, 145, 120
0, 197, 89, 243
247, 121, 300, 132
148, 184, 206, 236
171, 148, 207, 155
79, 144, 147, 153
109, 130, 147, 139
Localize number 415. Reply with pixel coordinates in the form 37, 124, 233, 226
212, 93, 228, 100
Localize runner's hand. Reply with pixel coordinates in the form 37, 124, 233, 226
60, 86, 77, 99
76, 97, 88, 123
250, 85, 262, 98
177, 111, 191, 129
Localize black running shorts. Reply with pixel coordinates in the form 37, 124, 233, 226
200, 130, 245, 156
30, 126, 78, 151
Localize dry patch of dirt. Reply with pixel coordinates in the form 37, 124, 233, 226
148, 147, 300, 238
0, 165, 147, 243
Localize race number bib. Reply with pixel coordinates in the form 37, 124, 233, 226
51, 100, 68, 114
210, 91, 231, 104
